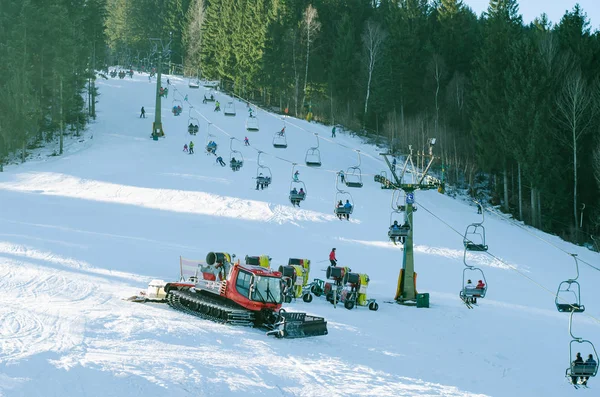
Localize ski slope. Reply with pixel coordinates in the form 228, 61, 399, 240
0, 72, 599, 397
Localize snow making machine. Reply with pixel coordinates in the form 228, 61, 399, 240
279, 258, 313, 303
310, 266, 379, 311
140, 253, 328, 338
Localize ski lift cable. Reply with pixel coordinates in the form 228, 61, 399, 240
171, 87, 351, 175
483, 206, 600, 273
227, 91, 388, 168
415, 198, 600, 324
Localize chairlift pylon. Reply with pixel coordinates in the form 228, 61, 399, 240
463, 202, 488, 252
305, 133, 322, 167
289, 163, 306, 206
345, 150, 363, 188
556, 254, 585, 313
229, 137, 243, 171
566, 311, 599, 386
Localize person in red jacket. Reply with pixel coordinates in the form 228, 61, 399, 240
329, 248, 337, 267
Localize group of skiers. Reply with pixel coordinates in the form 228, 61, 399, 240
256, 173, 272, 190
389, 220, 409, 244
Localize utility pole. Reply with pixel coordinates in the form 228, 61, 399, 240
378, 139, 439, 306
149, 37, 171, 139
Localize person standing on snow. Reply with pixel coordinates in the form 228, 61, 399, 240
244, 137, 250, 146
329, 248, 337, 267
140, 106, 146, 118
331, 125, 336, 138
189, 141, 194, 154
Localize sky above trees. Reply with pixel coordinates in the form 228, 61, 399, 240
463, 0, 599, 27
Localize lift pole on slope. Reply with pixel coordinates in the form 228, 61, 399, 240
379, 139, 439, 306
149, 38, 171, 139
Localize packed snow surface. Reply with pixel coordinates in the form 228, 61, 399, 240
0, 73, 599, 397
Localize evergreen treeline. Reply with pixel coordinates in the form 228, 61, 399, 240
0, 0, 107, 166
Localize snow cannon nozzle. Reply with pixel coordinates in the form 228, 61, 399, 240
206, 252, 231, 265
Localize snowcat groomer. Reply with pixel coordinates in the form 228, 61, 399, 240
143, 253, 328, 338
279, 258, 313, 303
310, 266, 379, 311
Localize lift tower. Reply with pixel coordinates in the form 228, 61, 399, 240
379, 139, 439, 305
149, 38, 171, 139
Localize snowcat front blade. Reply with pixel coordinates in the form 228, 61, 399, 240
267, 311, 328, 338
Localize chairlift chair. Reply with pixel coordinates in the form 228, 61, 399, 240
203, 89, 216, 102
246, 117, 260, 131
229, 137, 243, 171
255, 152, 272, 189
172, 99, 183, 116
345, 150, 363, 188
289, 164, 306, 205
459, 266, 488, 304
224, 101, 236, 116
334, 173, 354, 217
463, 203, 488, 251
187, 115, 200, 136
566, 311, 599, 385
273, 132, 288, 149
388, 192, 410, 243
556, 255, 585, 313
205, 123, 217, 154
305, 133, 322, 167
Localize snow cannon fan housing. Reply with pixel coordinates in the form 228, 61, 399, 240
326, 266, 350, 284
245, 255, 271, 268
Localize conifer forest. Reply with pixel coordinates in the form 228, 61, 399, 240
1, 0, 600, 246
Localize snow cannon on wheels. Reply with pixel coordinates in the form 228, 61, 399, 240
310, 266, 378, 311
140, 253, 327, 339
279, 259, 312, 303
340, 272, 378, 311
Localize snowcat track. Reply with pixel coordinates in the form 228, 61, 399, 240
167, 289, 254, 326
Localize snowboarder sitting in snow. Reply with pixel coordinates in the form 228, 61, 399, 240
216, 156, 226, 167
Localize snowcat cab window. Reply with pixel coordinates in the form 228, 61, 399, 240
252, 276, 282, 304
236, 270, 252, 298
